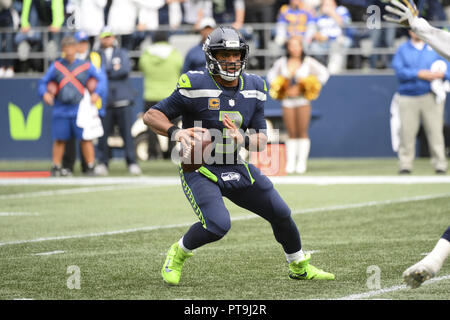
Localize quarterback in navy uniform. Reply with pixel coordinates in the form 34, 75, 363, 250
144, 27, 335, 285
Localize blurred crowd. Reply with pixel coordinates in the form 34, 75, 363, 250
1, 0, 449, 78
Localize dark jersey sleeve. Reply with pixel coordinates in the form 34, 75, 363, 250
248, 102, 267, 133
150, 89, 185, 121
248, 78, 267, 133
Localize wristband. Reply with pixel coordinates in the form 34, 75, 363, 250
167, 125, 180, 140
244, 135, 250, 150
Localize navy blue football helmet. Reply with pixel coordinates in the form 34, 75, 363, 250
203, 26, 249, 81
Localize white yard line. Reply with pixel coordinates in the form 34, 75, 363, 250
290, 192, 450, 215
0, 222, 191, 246
1, 175, 450, 187
33, 250, 65, 256
2, 176, 450, 201
0, 212, 39, 216
0, 185, 154, 200
0, 192, 448, 247
270, 175, 450, 185
336, 274, 450, 300
0, 177, 180, 186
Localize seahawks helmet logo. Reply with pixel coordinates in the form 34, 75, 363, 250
221, 172, 241, 182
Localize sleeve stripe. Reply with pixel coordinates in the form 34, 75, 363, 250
240, 90, 267, 101
179, 89, 222, 98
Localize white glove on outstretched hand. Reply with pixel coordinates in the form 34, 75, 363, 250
383, 0, 418, 27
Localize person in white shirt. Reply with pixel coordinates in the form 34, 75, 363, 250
70, 0, 107, 41
107, 0, 165, 50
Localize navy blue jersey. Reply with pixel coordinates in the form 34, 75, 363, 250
152, 70, 268, 164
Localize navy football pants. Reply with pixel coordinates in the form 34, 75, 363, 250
443, 226, 450, 242
179, 164, 302, 254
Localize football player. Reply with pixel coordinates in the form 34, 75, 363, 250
383, 0, 450, 288
402, 227, 450, 288
144, 26, 335, 285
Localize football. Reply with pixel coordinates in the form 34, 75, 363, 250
86, 77, 98, 93
179, 129, 213, 172
46, 81, 59, 96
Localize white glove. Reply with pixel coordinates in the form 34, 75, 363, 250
383, 0, 419, 27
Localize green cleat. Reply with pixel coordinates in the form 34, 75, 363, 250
161, 242, 193, 285
288, 253, 335, 280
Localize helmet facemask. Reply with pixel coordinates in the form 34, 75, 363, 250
209, 49, 247, 81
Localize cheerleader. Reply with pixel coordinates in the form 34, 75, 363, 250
267, 36, 329, 174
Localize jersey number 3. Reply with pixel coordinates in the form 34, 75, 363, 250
216, 111, 243, 154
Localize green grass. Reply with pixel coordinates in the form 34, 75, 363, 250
0, 158, 449, 300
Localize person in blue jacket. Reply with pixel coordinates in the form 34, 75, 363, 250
181, 17, 216, 74
62, 30, 109, 175
39, 35, 107, 177
392, 30, 449, 174
94, 27, 141, 176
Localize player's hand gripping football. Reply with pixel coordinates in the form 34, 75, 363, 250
172, 127, 207, 150
222, 114, 244, 146
383, 0, 418, 27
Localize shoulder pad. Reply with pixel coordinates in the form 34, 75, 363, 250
243, 72, 267, 92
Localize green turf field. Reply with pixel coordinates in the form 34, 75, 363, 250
0, 158, 449, 300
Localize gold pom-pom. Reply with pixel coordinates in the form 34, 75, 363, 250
299, 75, 322, 101
269, 76, 289, 100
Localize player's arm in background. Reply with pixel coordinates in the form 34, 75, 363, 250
246, 103, 268, 152
384, 0, 450, 61
410, 18, 450, 60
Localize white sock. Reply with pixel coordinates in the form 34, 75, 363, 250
285, 139, 298, 173
285, 249, 305, 263
421, 238, 450, 274
296, 138, 310, 174
178, 237, 192, 254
